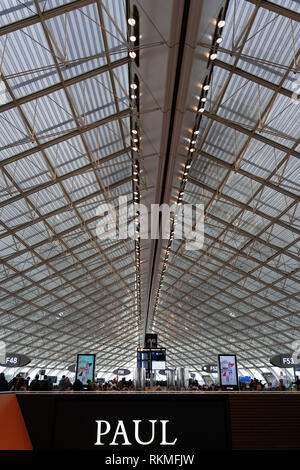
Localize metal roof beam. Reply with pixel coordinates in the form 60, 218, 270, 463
0, 175, 132, 240
245, 0, 300, 22
203, 111, 300, 159
0, 57, 129, 114
193, 149, 299, 200
189, 177, 300, 235
214, 59, 293, 99
0, 108, 130, 168
0, 0, 97, 36
0, 146, 131, 209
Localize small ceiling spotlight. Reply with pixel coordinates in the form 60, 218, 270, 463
128, 18, 136, 26
201, 97, 207, 102
132, 129, 138, 134
190, 148, 195, 153
129, 35, 137, 42
210, 53, 217, 61
194, 130, 199, 135
131, 94, 137, 99
132, 146, 138, 151
130, 83, 138, 90
216, 36, 223, 44
203, 84, 210, 91
129, 51, 136, 59
218, 19, 226, 28
198, 107, 205, 113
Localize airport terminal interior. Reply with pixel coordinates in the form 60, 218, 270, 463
0, 0, 299, 452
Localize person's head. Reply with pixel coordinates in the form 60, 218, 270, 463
62, 375, 65, 379
0, 372, 5, 379
44, 375, 48, 380
35, 374, 39, 380
26, 376, 30, 381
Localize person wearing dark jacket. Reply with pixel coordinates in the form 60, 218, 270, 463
0, 373, 9, 391
30, 374, 40, 391
40, 375, 50, 391
72, 379, 84, 391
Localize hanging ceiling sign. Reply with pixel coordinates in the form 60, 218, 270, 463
0, 352, 31, 368
202, 364, 218, 373
270, 354, 300, 368
113, 369, 131, 376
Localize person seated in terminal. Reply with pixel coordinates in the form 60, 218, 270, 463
14, 377, 27, 391
47, 377, 54, 391
293, 376, 300, 391
279, 379, 286, 391
8, 373, 21, 391
87, 379, 99, 391
26, 376, 31, 390
0, 372, 9, 391
40, 375, 50, 391
29, 374, 40, 391
72, 379, 84, 391
58, 375, 72, 391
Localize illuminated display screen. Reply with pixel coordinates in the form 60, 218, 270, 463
137, 348, 166, 370
218, 354, 238, 388
75, 354, 96, 385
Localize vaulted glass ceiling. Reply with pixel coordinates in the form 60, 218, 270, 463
0, 0, 299, 379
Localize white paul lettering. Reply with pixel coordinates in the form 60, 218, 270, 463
94, 420, 177, 446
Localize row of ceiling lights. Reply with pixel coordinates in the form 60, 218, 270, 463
152, 11, 227, 317
128, 14, 142, 334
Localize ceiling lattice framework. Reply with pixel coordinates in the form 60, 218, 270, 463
0, 0, 299, 380
0, 0, 141, 372
152, 0, 300, 373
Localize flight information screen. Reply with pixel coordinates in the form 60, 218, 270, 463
137, 348, 166, 370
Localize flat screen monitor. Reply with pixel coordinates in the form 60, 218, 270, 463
75, 354, 96, 385
151, 350, 166, 370
218, 354, 238, 389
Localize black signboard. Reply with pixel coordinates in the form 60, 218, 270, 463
0, 352, 31, 368
67, 364, 76, 373
145, 333, 158, 348
270, 354, 300, 368
202, 364, 218, 373
17, 393, 231, 451
113, 369, 131, 376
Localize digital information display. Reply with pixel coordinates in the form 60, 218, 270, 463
137, 348, 166, 370
75, 354, 96, 385
218, 354, 238, 390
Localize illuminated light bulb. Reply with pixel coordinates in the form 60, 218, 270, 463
198, 107, 205, 113
132, 129, 138, 134
128, 18, 136, 26
130, 83, 138, 90
218, 19, 226, 28
190, 148, 195, 152
210, 53, 217, 60
132, 146, 138, 151
191, 140, 196, 144
129, 51, 136, 59
133, 138, 138, 142
201, 97, 206, 102
130, 35, 137, 42
131, 94, 137, 99
194, 130, 199, 135
203, 84, 210, 91
216, 37, 223, 44
186, 164, 191, 169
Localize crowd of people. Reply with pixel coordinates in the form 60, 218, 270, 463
0, 372, 299, 392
